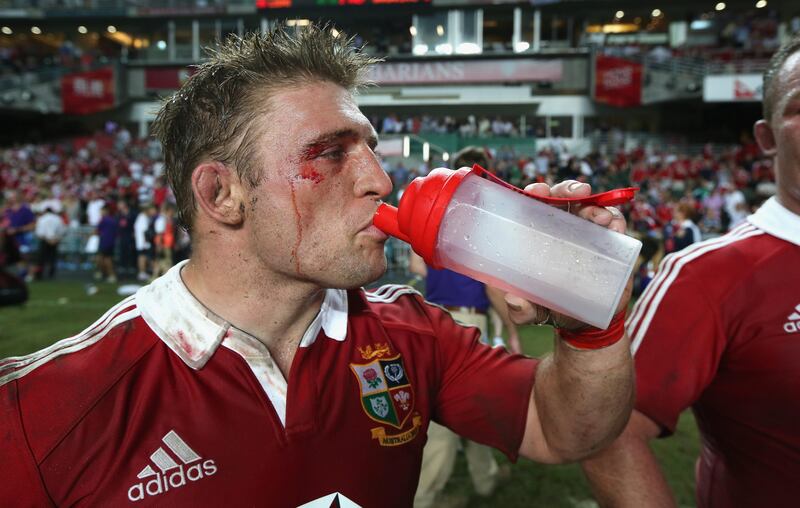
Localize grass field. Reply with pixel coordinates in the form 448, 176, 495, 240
0, 279, 699, 507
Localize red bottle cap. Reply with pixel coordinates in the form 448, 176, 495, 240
374, 167, 474, 268
373, 164, 638, 268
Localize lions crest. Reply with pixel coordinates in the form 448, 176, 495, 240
350, 353, 421, 446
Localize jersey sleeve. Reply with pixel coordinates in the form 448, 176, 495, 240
426, 305, 539, 461
0, 380, 54, 506
627, 260, 726, 435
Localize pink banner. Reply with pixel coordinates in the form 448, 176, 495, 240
369, 59, 563, 85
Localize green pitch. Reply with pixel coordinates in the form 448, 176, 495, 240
0, 280, 699, 507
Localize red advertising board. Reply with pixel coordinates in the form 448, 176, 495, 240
61, 67, 115, 115
594, 55, 642, 107
145, 67, 194, 90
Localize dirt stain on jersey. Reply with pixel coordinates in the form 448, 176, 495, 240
176, 330, 194, 357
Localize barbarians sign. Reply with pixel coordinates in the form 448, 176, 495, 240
369, 59, 563, 85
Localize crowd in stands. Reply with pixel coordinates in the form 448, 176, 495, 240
595, 10, 800, 72
0, 41, 108, 82
0, 125, 186, 284
372, 114, 532, 138
1, 126, 776, 292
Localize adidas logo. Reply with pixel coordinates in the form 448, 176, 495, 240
784, 304, 800, 334
127, 430, 217, 502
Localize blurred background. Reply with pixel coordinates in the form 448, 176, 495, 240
0, 0, 790, 505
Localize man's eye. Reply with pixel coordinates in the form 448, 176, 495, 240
321, 149, 345, 160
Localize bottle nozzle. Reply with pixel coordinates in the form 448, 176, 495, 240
373, 203, 411, 243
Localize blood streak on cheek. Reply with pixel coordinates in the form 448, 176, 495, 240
289, 179, 303, 275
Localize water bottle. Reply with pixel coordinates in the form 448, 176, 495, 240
374, 166, 642, 329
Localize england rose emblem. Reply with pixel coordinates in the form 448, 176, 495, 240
363, 368, 381, 389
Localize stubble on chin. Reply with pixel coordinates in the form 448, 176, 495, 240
329, 248, 387, 289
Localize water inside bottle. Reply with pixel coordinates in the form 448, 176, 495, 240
435, 176, 640, 328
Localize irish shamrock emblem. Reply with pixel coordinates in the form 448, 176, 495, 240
370, 396, 390, 418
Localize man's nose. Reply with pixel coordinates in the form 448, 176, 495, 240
354, 147, 393, 200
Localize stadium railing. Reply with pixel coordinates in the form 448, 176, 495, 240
56, 225, 98, 272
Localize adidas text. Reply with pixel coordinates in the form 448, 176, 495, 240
784, 305, 800, 333
128, 460, 217, 502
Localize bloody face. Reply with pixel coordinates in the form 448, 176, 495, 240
239, 81, 393, 289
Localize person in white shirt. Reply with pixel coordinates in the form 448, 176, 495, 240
85, 193, 105, 227
722, 183, 749, 230
134, 204, 157, 281
35, 208, 66, 279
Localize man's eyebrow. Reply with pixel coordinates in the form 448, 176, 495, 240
300, 128, 378, 157
776, 87, 800, 116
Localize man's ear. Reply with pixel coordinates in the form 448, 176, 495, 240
191, 162, 245, 226
754, 119, 777, 157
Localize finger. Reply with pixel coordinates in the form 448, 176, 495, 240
606, 206, 627, 234
522, 182, 552, 197
504, 294, 539, 325
550, 180, 591, 198
578, 205, 614, 226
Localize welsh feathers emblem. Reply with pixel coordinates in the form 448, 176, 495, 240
350, 354, 414, 429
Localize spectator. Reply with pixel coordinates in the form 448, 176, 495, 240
134, 203, 157, 282
95, 205, 118, 283
116, 199, 137, 278
86, 190, 105, 227
62, 191, 81, 227
672, 202, 702, 252
722, 182, 749, 229
2, 190, 36, 279
151, 202, 176, 280
34, 207, 66, 279
153, 176, 169, 207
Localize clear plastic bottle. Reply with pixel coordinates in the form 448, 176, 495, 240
374, 167, 642, 329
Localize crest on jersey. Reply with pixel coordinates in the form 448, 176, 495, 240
350, 355, 415, 430
350, 354, 422, 446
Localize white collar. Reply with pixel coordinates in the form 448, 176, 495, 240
748, 196, 800, 247
135, 260, 349, 370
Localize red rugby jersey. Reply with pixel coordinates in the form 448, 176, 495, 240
0, 264, 538, 507
627, 197, 800, 508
